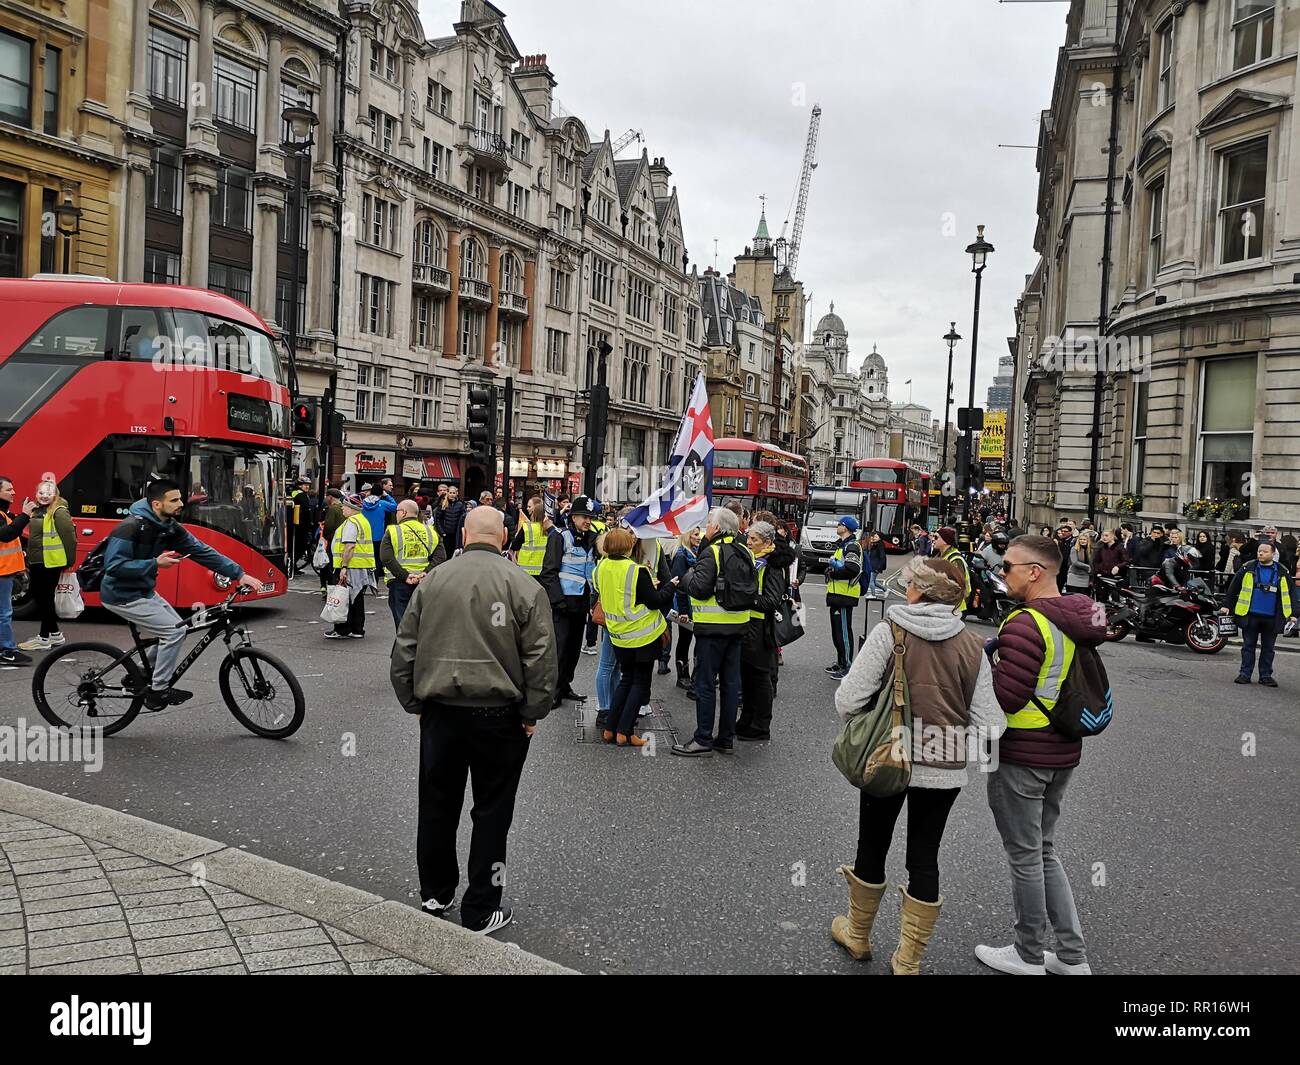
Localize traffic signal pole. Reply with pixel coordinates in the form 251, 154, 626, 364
501, 376, 513, 502
583, 342, 611, 499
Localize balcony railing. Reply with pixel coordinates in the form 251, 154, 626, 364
459, 276, 492, 303
465, 128, 509, 168
498, 290, 528, 316
412, 263, 451, 293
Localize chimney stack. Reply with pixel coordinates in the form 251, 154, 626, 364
512, 53, 556, 122
648, 156, 672, 199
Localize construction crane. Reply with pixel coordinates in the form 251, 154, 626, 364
776, 104, 821, 279
612, 129, 644, 155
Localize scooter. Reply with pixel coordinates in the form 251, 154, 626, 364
1099, 575, 1229, 654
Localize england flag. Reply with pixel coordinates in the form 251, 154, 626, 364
624, 371, 714, 539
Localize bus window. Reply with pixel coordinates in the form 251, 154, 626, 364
0, 358, 83, 428
18, 306, 109, 358
184, 442, 284, 553
118, 308, 163, 361
59, 435, 185, 518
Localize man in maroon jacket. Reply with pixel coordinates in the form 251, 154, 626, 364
976, 534, 1103, 976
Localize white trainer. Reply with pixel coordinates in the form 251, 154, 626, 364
1045, 951, 1092, 975
47, 632, 66, 645
975, 943, 1046, 975
638, 704, 652, 717
17, 636, 50, 652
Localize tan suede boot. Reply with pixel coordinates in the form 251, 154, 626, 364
830, 865, 886, 961
890, 886, 944, 975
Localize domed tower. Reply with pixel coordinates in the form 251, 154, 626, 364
862, 343, 888, 400
816, 300, 848, 373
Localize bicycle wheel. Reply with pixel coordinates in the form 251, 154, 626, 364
218, 647, 305, 738
32, 642, 146, 736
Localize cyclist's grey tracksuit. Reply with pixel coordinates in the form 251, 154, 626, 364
101, 499, 242, 690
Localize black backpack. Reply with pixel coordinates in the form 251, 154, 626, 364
1023, 614, 1113, 739
714, 539, 758, 612
77, 517, 164, 595
76, 538, 109, 593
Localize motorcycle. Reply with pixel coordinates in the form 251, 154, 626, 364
1098, 575, 1229, 654
963, 554, 1016, 626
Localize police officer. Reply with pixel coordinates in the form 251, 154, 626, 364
934, 526, 970, 614
540, 495, 599, 707
1222, 539, 1296, 687
381, 499, 447, 627
825, 516, 863, 679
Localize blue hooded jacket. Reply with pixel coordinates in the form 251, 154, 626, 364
100, 499, 243, 606
361, 493, 396, 541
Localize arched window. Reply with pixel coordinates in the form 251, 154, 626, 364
501, 251, 521, 294
460, 236, 483, 280
413, 220, 444, 267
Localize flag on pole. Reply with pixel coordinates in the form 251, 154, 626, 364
623, 371, 714, 539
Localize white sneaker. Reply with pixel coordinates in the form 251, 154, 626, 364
17, 636, 50, 652
638, 704, 652, 717
975, 943, 1046, 975
581, 644, 598, 655
47, 632, 66, 646
1045, 951, 1092, 975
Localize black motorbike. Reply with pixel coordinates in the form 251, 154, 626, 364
1098, 575, 1229, 654
964, 554, 1016, 626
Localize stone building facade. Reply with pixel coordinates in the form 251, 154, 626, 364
1, 0, 133, 279
1018, 0, 1300, 530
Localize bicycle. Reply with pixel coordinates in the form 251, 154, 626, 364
32, 587, 305, 739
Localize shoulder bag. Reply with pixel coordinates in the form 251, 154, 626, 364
831, 622, 913, 795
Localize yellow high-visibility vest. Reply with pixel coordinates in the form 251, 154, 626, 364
689, 537, 751, 626
826, 541, 861, 600
748, 564, 769, 621
595, 557, 666, 648
1234, 567, 1293, 619
516, 521, 547, 576
1000, 607, 1075, 730
332, 513, 375, 569
942, 546, 970, 612
385, 519, 438, 573
41, 505, 70, 568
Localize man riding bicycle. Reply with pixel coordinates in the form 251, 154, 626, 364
101, 479, 263, 711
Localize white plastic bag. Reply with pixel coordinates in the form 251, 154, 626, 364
312, 534, 329, 570
54, 572, 84, 620
320, 584, 349, 624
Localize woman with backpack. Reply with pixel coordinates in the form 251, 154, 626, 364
830, 556, 1003, 974
18, 478, 76, 652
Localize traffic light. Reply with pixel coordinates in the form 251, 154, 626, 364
291, 397, 318, 440
467, 385, 496, 467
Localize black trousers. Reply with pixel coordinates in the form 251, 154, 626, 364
584, 615, 599, 648
554, 605, 587, 692
417, 708, 531, 927
29, 564, 61, 638
738, 659, 775, 734
675, 624, 694, 667
333, 587, 365, 636
829, 604, 855, 668
853, 786, 960, 903
610, 643, 656, 736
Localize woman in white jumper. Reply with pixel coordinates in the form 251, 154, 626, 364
830, 555, 1005, 974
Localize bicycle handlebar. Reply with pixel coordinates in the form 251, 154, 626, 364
172, 585, 255, 629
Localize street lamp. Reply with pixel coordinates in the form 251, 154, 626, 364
962, 225, 994, 524
942, 322, 961, 519
280, 105, 318, 369
54, 193, 82, 275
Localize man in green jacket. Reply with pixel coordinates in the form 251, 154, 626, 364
390, 505, 557, 936
318, 488, 344, 593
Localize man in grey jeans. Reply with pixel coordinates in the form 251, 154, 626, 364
977, 534, 1102, 975
101, 480, 263, 712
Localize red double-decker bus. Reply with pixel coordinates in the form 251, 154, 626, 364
849, 458, 928, 551
711, 438, 809, 530
0, 279, 292, 617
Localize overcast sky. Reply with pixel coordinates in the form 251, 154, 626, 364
418, 0, 1067, 421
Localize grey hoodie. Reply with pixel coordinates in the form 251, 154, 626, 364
834, 601, 1005, 789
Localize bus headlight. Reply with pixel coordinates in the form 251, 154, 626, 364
213, 573, 232, 589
